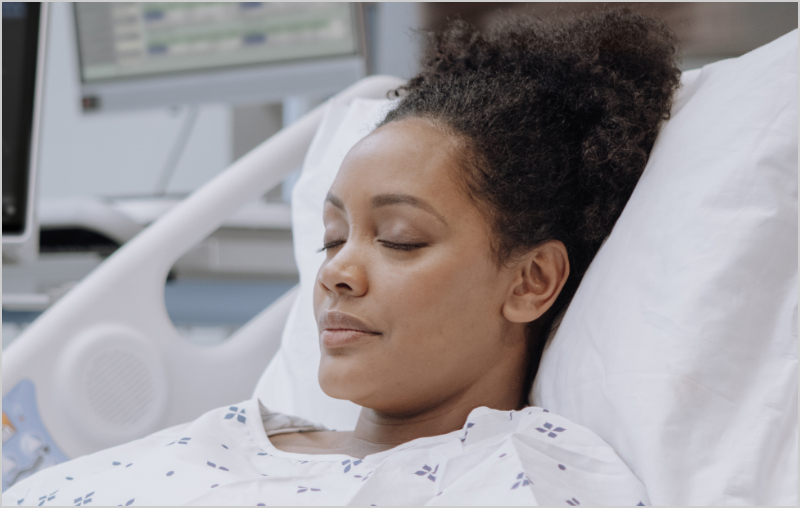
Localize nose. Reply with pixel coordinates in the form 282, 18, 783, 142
317, 243, 368, 298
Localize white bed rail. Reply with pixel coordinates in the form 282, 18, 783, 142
2, 75, 406, 459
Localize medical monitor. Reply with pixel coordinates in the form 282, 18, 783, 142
73, 2, 366, 113
2, 2, 47, 259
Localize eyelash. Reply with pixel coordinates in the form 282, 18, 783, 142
316, 240, 428, 253
316, 240, 344, 253
380, 240, 429, 251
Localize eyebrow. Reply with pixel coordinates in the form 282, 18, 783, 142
325, 192, 346, 211
324, 192, 448, 226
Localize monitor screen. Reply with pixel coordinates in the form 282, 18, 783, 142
2, 2, 41, 236
74, 2, 359, 84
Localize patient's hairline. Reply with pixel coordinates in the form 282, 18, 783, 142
324, 191, 448, 226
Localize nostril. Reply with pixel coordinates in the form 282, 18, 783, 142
336, 282, 352, 291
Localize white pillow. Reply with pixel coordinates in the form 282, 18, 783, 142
255, 29, 797, 504
533, 30, 798, 505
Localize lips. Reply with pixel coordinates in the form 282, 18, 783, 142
318, 311, 381, 348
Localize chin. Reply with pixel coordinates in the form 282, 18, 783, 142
318, 360, 425, 415
318, 355, 373, 402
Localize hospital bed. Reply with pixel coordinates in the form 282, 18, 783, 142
1, 73, 402, 476
2, 28, 797, 505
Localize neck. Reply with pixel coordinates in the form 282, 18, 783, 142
350, 356, 527, 452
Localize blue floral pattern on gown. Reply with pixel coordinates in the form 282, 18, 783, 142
3, 399, 650, 506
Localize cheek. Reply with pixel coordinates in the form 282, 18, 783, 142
379, 248, 502, 348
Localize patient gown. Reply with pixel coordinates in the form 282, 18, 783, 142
3, 399, 649, 506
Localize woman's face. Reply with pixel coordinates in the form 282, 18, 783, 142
314, 118, 527, 415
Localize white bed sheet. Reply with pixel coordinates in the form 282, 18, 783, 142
3, 400, 649, 506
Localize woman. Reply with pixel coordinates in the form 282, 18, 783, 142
5, 9, 679, 506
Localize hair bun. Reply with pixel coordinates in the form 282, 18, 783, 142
382, 8, 681, 347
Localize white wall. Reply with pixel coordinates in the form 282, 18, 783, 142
371, 3, 422, 80
38, 3, 231, 200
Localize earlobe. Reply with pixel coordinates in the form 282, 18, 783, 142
501, 241, 569, 324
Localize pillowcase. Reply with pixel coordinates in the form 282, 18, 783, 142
532, 30, 797, 505
255, 29, 797, 505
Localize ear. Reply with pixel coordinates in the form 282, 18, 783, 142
502, 240, 570, 324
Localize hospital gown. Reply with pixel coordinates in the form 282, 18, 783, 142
3, 399, 650, 506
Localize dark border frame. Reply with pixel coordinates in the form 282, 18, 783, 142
2, 2, 41, 235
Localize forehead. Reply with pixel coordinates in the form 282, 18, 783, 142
331, 119, 467, 208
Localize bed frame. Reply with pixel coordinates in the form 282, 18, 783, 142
2, 76, 406, 461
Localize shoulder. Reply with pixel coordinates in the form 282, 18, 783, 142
457, 406, 639, 476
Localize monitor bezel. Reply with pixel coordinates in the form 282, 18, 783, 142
3, 2, 47, 245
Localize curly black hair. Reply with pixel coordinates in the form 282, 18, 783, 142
379, 8, 681, 391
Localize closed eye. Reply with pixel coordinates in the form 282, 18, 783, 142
316, 240, 345, 253
379, 240, 429, 251
317, 240, 429, 253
